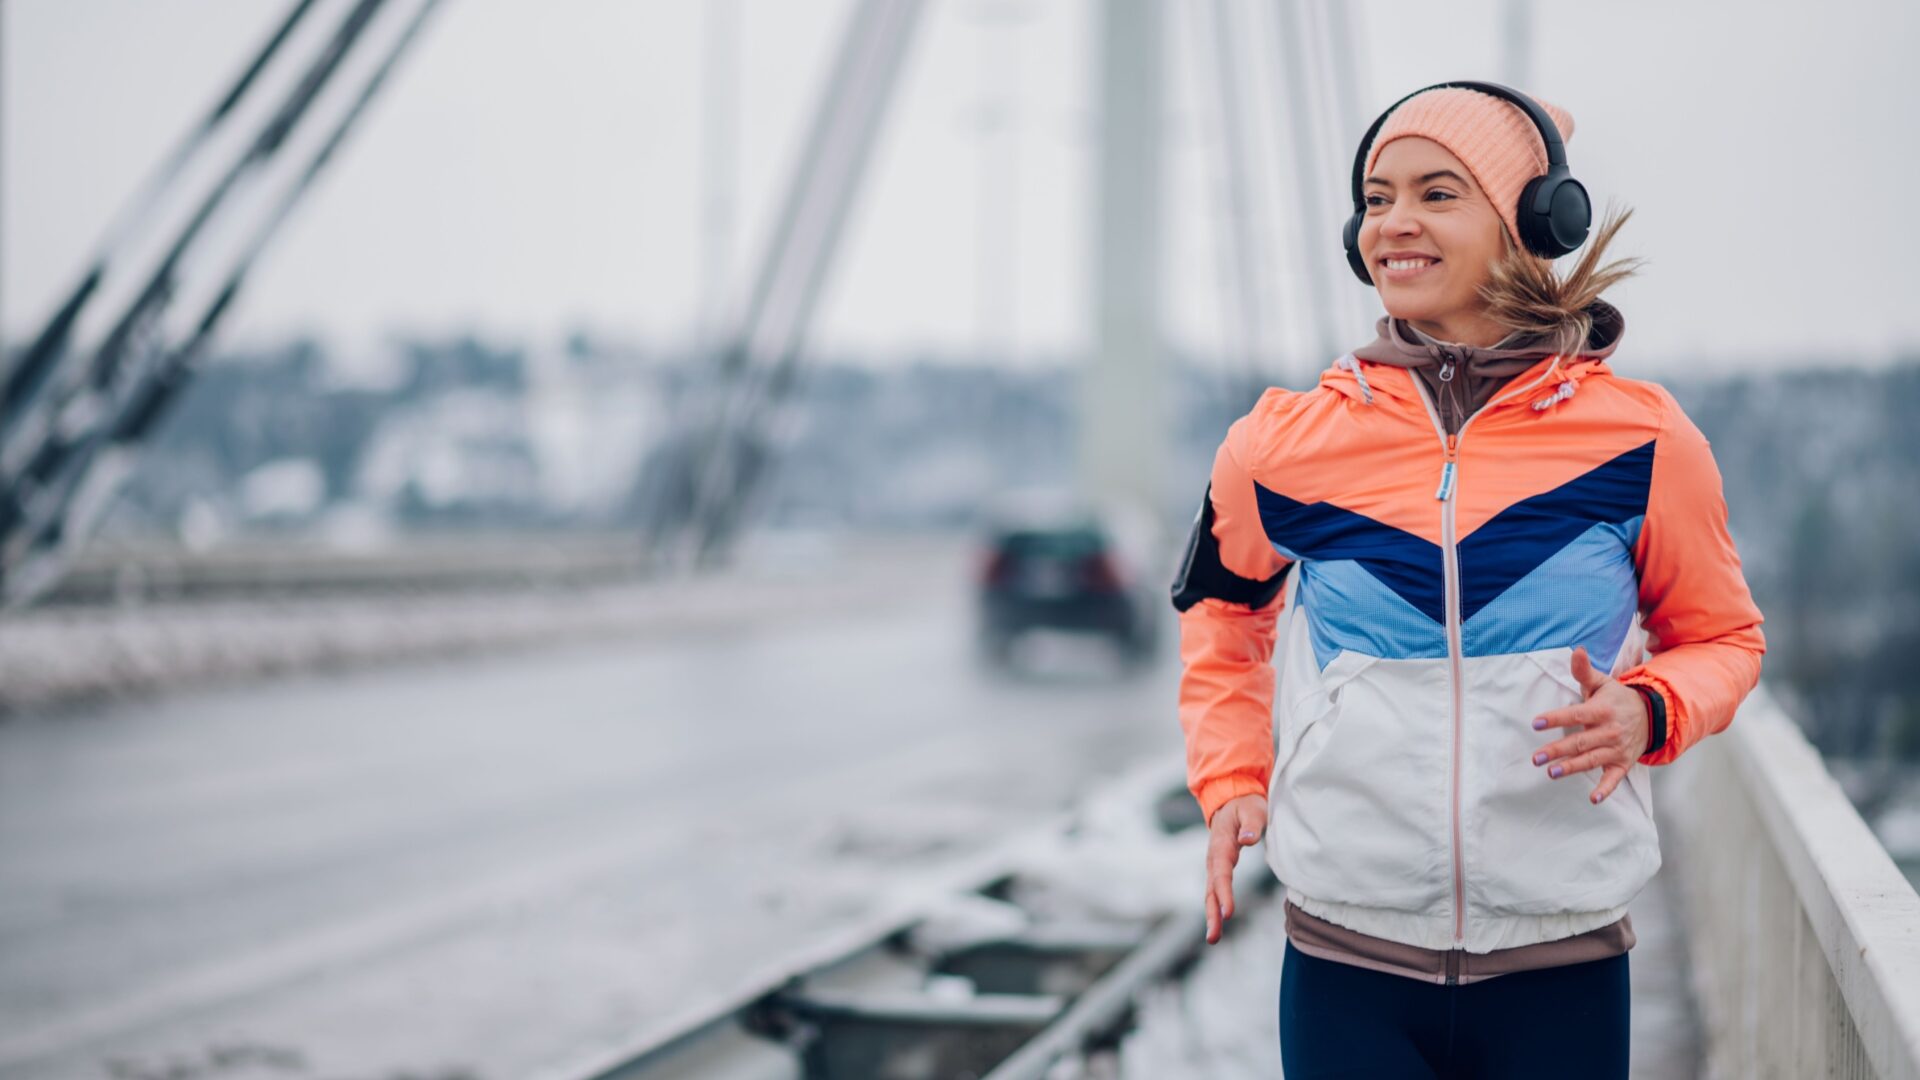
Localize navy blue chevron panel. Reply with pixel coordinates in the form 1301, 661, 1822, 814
1252, 485, 1445, 623
1456, 440, 1655, 622
1250, 437, 1656, 629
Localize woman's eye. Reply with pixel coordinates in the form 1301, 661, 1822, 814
1364, 195, 1387, 208
1425, 190, 1456, 202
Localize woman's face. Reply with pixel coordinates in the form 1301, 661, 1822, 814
1358, 136, 1508, 337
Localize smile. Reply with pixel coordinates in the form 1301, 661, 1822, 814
1379, 257, 1441, 280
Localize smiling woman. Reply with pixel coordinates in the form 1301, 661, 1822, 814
1172, 82, 1766, 1080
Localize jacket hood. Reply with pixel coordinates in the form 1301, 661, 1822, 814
1319, 299, 1627, 419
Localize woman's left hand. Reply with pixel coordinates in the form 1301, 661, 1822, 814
1531, 645, 1650, 805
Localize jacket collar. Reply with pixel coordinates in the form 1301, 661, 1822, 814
1352, 299, 1624, 367
1320, 299, 1627, 417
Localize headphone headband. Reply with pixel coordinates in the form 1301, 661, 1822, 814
1348, 80, 1568, 212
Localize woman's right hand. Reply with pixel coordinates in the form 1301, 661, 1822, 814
1204, 793, 1267, 944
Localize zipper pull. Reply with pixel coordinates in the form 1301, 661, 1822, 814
1434, 435, 1458, 501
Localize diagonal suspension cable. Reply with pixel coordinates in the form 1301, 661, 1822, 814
1, 0, 444, 606
0, 0, 323, 439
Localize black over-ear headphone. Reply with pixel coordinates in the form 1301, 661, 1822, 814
1342, 80, 1590, 285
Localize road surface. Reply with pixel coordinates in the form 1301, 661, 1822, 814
0, 547, 1183, 1079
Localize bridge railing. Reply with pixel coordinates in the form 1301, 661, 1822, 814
1659, 682, 1920, 1080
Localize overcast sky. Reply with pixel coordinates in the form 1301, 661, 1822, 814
5, 0, 1917, 379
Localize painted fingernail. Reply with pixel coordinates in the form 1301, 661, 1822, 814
1532, 718, 1546, 730
1240, 831, 1256, 842
1533, 751, 1547, 766
1550, 765, 1564, 778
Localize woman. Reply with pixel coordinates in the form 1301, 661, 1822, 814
1171, 83, 1764, 1078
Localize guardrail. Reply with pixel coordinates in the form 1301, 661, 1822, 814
0, 534, 949, 711
532, 758, 1253, 1080
39, 534, 662, 604
1660, 682, 1920, 1079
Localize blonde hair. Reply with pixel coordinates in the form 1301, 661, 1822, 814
1478, 201, 1645, 359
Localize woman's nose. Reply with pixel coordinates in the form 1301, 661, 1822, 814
1381, 203, 1421, 236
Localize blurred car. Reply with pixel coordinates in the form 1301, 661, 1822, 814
973, 492, 1166, 670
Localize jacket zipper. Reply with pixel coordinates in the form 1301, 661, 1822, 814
1406, 357, 1566, 948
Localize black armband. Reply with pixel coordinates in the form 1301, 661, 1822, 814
1633, 684, 1669, 756
1170, 483, 1291, 613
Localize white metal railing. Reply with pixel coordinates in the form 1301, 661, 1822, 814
1659, 681, 1920, 1079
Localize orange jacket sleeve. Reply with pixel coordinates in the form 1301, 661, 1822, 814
1619, 389, 1766, 766
1174, 412, 1293, 826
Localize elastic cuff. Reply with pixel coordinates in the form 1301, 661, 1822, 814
1195, 774, 1269, 827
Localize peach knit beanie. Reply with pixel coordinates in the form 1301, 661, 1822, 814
1363, 87, 1576, 251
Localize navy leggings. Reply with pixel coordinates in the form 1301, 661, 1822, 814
1278, 940, 1630, 1079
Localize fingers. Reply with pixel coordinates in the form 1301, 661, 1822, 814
1532, 726, 1601, 767
1536, 722, 1634, 803
1569, 645, 1609, 696
1204, 831, 1242, 943
1204, 877, 1235, 943
1546, 748, 1614, 779
1534, 701, 1609, 731
1590, 764, 1628, 804
1204, 797, 1267, 944
1208, 824, 1246, 869
1236, 815, 1263, 846
1208, 838, 1239, 919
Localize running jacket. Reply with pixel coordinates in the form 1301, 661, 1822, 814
1173, 346, 1766, 953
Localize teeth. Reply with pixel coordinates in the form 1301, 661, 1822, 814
1386, 258, 1436, 271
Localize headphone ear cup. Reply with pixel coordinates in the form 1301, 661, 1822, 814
1544, 175, 1592, 254
1343, 212, 1374, 284
1517, 171, 1592, 258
